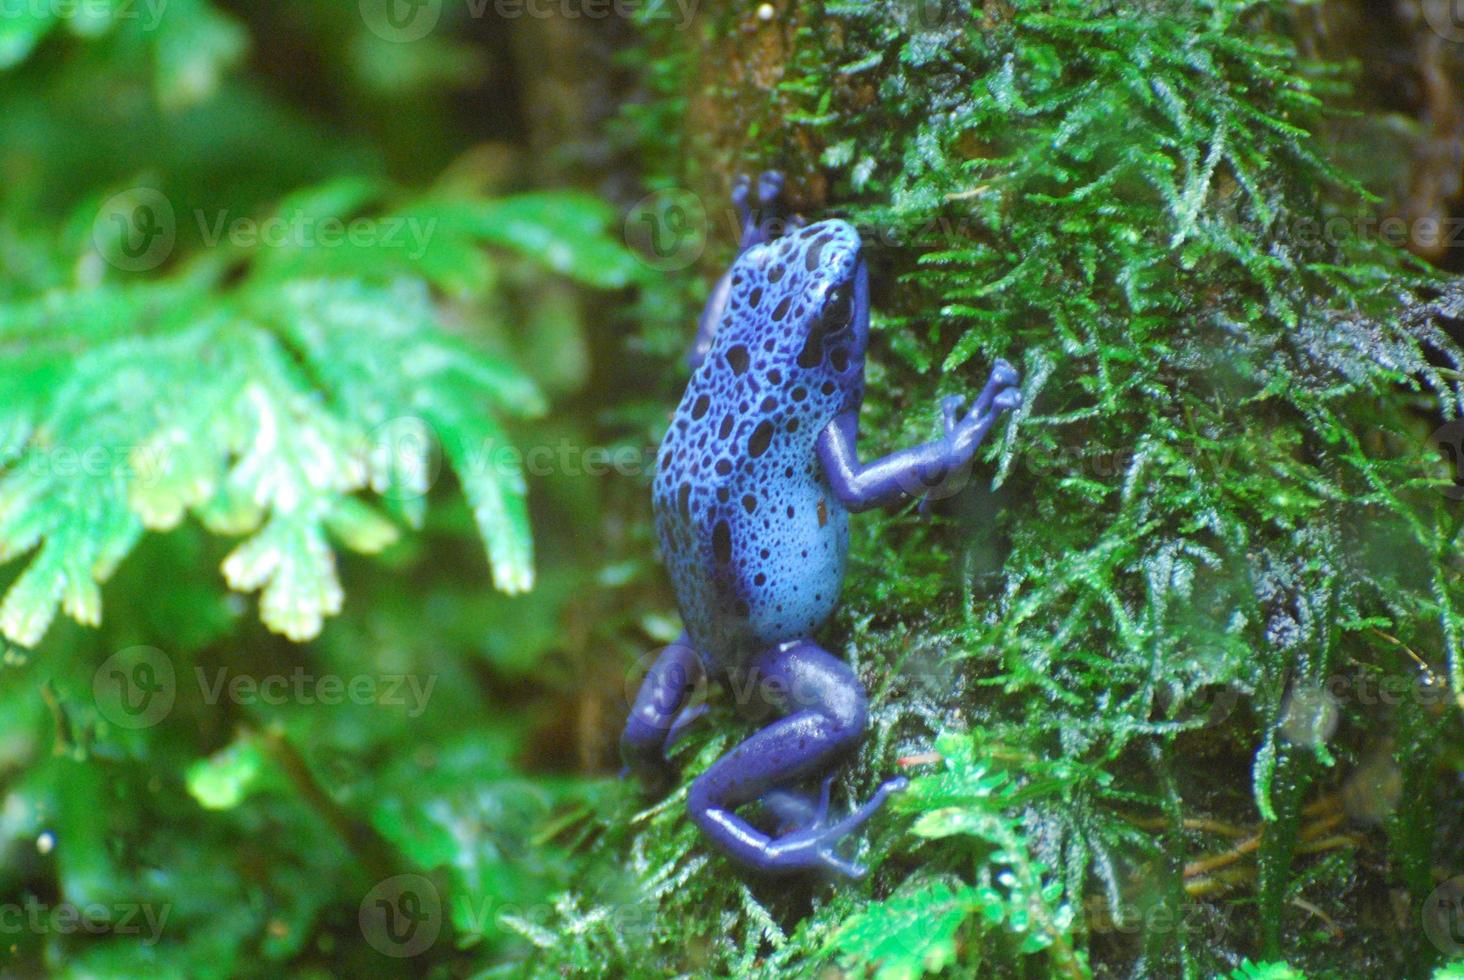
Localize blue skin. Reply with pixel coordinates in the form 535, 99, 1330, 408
622, 172, 1021, 878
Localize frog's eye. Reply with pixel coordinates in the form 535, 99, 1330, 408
798, 284, 852, 369
813, 285, 853, 337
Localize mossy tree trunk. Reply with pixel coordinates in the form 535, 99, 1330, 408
548, 2, 1464, 977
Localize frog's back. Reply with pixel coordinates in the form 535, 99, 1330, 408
653, 220, 866, 669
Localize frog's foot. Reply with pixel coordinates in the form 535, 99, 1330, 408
756, 170, 785, 210
687, 640, 905, 878
734, 170, 794, 251
934, 361, 1020, 445
948, 360, 1022, 452
761, 775, 837, 835
762, 776, 908, 878
913, 365, 1021, 514
664, 701, 709, 753
981, 358, 1021, 408
621, 634, 708, 797
759, 772, 908, 875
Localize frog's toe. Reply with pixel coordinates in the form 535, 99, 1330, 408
941, 394, 967, 433
825, 776, 907, 840
993, 388, 1023, 412
731, 173, 752, 205
991, 358, 1019, 388
816, 849, 868, 880
757, 169, 786, 206
972, 360, 1019, 416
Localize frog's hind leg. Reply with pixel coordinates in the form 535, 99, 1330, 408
621, 633, 709, 797
687, 640, 906, 878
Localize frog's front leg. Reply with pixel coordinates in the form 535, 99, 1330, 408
687, 640, 906, 878
818, 359, 1022, 512
689, 171, 797, 369
621, 633, 709, 797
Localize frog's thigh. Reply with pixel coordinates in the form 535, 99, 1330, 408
689, 640, 867, 819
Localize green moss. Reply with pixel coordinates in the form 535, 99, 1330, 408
525, 2, 1464, 977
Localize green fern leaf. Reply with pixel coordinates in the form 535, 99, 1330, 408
0, 182, 628, 644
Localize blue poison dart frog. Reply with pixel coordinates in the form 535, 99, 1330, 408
621, 172, 1022, 877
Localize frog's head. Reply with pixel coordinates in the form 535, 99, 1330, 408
720, 218, 870, 413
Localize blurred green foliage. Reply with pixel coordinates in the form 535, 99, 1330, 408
0, 1, 1462, 978
0, 2, 639, 975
